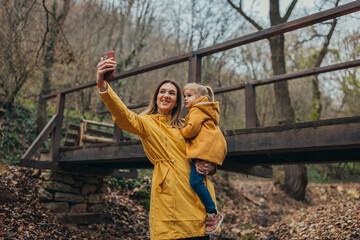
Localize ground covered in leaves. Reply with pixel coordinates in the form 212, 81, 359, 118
0, 165, 359, 239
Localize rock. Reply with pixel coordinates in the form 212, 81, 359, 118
43, 181, 72, 193
55, 192, 84, 203
70, 203, 87, 213
86, 177, 99, 184
81, 184, 97, 196
38, 188, 53, 201
89, 204, 106, 213
31, 169, 41, 178
44, 202, 69, 213
40, 172, 75, 185
88, 194, 104, 204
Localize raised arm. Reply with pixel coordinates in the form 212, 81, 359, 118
97, 57, 147, 136
180, 108, 208, 139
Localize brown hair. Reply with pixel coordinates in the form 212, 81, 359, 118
183, 83, 215, 102
142, 78, 183, 128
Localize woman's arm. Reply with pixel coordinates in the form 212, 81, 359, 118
97, 58, 147, 136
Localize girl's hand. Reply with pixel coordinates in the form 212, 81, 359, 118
96, 57, 116, 92
195, 160, 216, 176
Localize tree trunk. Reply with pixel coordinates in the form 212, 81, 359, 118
269, 36, 295, 124
36, 0, 70, 133
283, 165, 308, 200
269, 0, 307, 201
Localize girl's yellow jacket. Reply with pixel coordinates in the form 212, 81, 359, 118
99, 85, 217, 239
181, 96, 227, 165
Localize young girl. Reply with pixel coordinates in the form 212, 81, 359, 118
181, 83, 227, 235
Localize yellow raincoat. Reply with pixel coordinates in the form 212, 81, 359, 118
99, 85, 217, 239
181, 96, 227, 166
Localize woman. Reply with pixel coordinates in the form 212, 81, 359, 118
97, 57, 217, 240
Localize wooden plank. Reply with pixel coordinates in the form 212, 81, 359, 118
59, 141, 146, 164
21, 159, 119, 175
50, 93, 66, 162
56, 117, 360, 167
86, 128, 113, 138
82, 134, 113, 144
66, 132, 78, 139
82, 119, 113, 128
220, 161, 272, 178
68, 124, 80, 131
213, 59, 360, 95
64, 141, 75, 147
252, 59, 360, 87
196, 1, 360, 56
226, 122, 360, 154
21, 114, 58, 161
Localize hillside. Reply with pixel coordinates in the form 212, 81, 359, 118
1, 165, 359, 239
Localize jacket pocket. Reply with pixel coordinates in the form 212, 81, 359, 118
155, 164, 170, 193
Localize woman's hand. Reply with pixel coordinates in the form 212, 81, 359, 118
96, 57, 116, 92
195, 160, 216, 176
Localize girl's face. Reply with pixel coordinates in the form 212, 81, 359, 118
183, 88, 197, 109
156, 82, 178, 115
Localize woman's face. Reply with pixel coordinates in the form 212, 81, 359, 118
156, 82, 178, 115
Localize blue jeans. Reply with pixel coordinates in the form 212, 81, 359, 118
189, 161, 217, 214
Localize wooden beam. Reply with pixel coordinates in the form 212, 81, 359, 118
220, 161, 273, 178
213, 59, 360, 95
56, 116, 360, 167
245, 84, 257, 128
188, 55, 202, 83
82, 119, 113, 128
50, 93, 66, 162
21, 114, 58, 162
196, 1, 360, 56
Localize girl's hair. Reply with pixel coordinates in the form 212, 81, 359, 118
183, 83, 215, 102
142, 78, 183, 128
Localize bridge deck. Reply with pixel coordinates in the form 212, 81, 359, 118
22, 116, 360, 177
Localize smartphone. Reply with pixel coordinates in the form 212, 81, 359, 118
103, 51, 115, 81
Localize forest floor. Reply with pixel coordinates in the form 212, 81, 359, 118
0, 165, 359, 240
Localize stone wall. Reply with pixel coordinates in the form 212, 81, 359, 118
37, 170, 106, 215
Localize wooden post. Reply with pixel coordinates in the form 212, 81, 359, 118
188, 55, 202, 83
245, 84, 257, 128
113, 124, 123, 142
50, 93, 65, 161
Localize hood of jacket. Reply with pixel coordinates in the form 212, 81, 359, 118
191, 96, 220, 125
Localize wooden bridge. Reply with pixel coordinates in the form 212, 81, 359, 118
21, 2, 360, 178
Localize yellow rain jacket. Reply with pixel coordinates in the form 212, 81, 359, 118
99, 85, 217, 239
181, 96, 227, 165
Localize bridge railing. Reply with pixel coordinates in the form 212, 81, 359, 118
21, 1, 360, 163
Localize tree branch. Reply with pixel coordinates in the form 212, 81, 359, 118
227, 0, 263, 30
314, 0, 340, 67
283, 0, 298, 22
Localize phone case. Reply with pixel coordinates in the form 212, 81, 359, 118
103, 51, 115, 81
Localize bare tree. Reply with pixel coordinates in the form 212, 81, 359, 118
0, 0, 39, 110
227, 0, 309, 200
36, 0, 71, 133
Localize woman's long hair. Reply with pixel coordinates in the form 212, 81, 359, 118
142, 78, 183, 128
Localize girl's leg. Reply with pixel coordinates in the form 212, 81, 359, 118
189, 160, 217, 214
